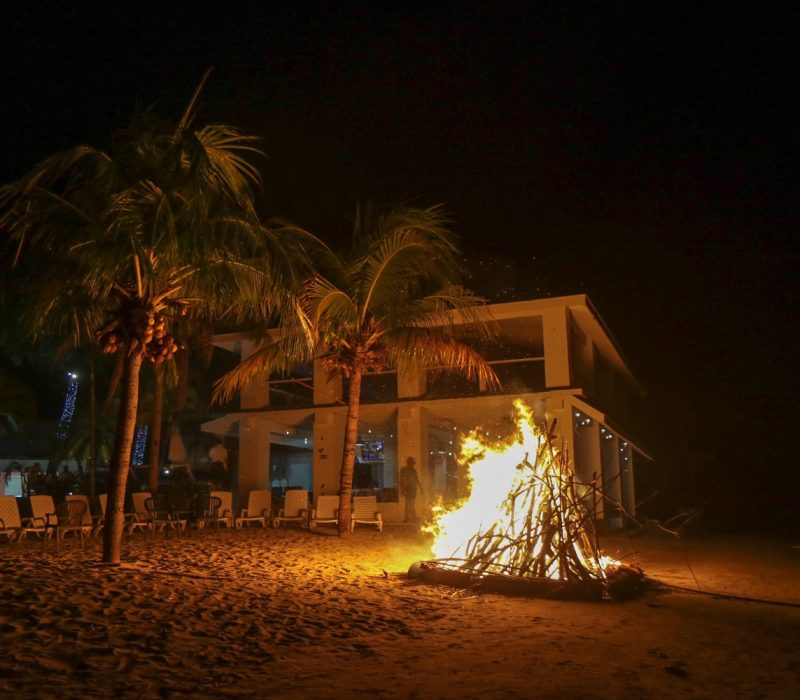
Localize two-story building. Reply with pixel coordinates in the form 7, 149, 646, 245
202, 294, 648, 528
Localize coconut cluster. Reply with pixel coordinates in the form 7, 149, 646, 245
99, 306, 182, 364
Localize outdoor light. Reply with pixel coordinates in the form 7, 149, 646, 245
56, 372, 80, 439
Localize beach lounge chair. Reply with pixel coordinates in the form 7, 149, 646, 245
350, 495, 383, 532
65, 495, 96, 537
144, 496, 186, 537
209, 491, 234, 528
0, 495, 23, 542
309, 494, 339, 530
272, 489, 308, 528
126, 491, 152, 534
22, 495, 57, 539
236, 490, 271, 528
94, 494, 107, 535
43, 499, 87, 551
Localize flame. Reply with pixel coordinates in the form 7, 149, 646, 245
425, 400, 617, 581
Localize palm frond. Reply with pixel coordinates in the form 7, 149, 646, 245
383, 326, 501, 390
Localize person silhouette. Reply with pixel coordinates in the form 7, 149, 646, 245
399, 457, 423, 523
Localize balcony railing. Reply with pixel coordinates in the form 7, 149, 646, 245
267, 377, 314, 408
426, 357, 546, 399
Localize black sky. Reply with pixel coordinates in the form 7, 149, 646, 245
2, 3, 798, 528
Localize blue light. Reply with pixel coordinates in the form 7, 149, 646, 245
132, 424, 149, 465
56, 373, 80, 439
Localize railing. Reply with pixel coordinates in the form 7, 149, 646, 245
263, 357, 547, 407
426, 357, 546, 399
267, 377, 314, 408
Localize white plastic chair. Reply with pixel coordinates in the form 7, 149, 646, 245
0, 495, 23, 542
309, 494, 339, 530
272, 489, 308, 528
350, 495, 383, 532
22, 495, 57, 539
125, 491, 152, 534
236, 490, 271, 528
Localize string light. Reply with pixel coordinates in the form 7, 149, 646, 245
56, 372, 79, 439
132, 424, 149, 465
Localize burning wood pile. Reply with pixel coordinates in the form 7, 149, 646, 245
409, 401, 644, 600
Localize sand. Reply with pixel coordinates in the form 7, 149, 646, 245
1, 525, 798, 699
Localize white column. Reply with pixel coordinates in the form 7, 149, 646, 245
620, 441, 636, 518
312, 410, 346, 501
397, 364, 426, 398
238, 416, 271, 495
601, 428, 623, 530
240, 339, 269, 409
313, 359, 343, 405
541, 307, 571, 388
397, 404, 429, 517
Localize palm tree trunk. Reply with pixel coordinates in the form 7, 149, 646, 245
337, 365, 363, 537
161, 347, 189, 480
89, 352, 97, 498
102, 350, 144, 564
103, 351, 125, 412
148, 363, 164, 493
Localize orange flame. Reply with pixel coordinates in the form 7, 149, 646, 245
425, 400, 617, 580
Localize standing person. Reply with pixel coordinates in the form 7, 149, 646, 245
399, 456, 423, 523
208, 438, 229, 490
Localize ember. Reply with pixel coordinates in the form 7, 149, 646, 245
412, 400, 643, 600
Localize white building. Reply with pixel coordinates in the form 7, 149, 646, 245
203, 294, 648, 528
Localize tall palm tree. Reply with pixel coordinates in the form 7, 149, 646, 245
0, 74, 311, 562
214, 204, 501, 536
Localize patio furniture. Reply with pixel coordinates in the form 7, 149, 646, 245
43, 499, 87, 551
0, 495, 23, 542
94, 494, 107, 536
350, 495, 383, 532
144, 496, 186, 537
236, 490, 271, 528
65, 494, 96, 537
272, 489, 308, 528
126, 492, 152, 534
196, 496, 224, 529
309, 494, 339, 531
22, 495, 57, 539
209, 491, 234, 528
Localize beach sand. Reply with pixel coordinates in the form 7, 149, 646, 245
1, 525, 798, 699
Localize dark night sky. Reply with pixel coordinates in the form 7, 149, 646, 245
2, 3, 798, 527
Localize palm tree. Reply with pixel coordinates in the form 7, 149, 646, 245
0, 74, 311, 563
214, 204, 501, 536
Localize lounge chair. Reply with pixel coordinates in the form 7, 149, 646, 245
22, 495, 57, 539
209, 491, 234, 528
126, 491, 152, 534
272, 489, 308, 528
43, 499, 87, 551
0, 495, 23, 542
94, 494, 107, 535
236, 490, 271, 528
350, 495, 383, 532
309, 494, 340, 531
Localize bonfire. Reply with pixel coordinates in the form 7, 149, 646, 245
410, 400, 643, 600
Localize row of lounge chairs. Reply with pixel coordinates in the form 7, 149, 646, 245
274, 491, 383, 532
0, 494, 96, 549
0, 490, 384, 544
